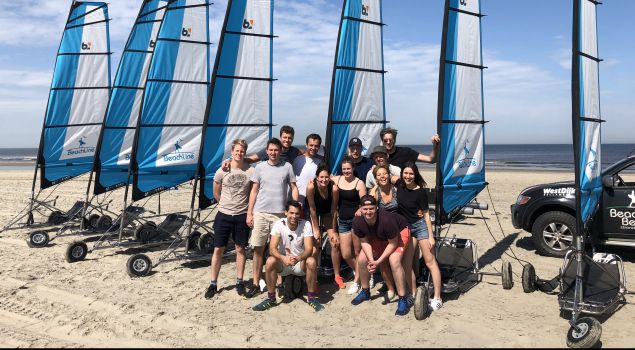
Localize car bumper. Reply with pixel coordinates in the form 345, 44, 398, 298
510, 204, 521, 229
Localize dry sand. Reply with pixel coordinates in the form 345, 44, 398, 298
0, 168, 633, 348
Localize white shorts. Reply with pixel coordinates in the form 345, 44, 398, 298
280, 261, 305, 277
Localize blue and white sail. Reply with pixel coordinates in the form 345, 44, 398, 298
130, 0, 211, 201
37, 1, 111, 189
325, 0, 386, 173
93, 0, 169, 195
573, 0, 603, 228
198, 0, 273, 209
437, 0, 487, 219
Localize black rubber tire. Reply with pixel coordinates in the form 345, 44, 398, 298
531, 211, 576, 258
283, 275, 304, 300
126, 254, 152, 278
96, 215, 112, 231
87, 214, 101, 229
502, 261, 514, 290
566, 317, 602, 348
48, 211, 66, 225
188, 231, 202, 253
198, 232, 214, 252
522, 264, 537, 293
65, 241, 88, 263
414, 285, 431, 320
27, 231, 49, 248
134, 223, 157, 243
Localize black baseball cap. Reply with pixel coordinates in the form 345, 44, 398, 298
349, 137, 363, 147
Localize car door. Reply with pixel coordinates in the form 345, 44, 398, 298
600, 161, 635, 240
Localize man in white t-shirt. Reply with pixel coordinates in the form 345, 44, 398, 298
252, 201, 323, 312
292, 133, 324, 205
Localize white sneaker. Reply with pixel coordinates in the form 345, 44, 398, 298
259, 278, 267, 292
430, 298, 443, 311
347, 282, 360, 295
386, 290, 397, 302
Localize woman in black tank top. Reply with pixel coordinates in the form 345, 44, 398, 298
333, 156, 367, 293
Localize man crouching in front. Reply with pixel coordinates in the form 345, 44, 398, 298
351, 195, 414, 316
252, 200, 323, 312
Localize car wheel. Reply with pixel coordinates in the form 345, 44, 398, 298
531, 211, 575, 258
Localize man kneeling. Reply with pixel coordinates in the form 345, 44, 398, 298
350, 195, 414, 316
253, 200, 323, 312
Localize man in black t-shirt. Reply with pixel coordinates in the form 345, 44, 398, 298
379, 127, 439, 169
350, 195, 414, 316
348, 137, 375, 183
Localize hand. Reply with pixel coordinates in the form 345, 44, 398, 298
221, 159, 231, 171
428, 235, 436, 247
354, 208, 362, 217
246, 213, 254, 228
329, 233, 339, 249
287, 255, 299, 266
367, 259, 378, 273
431, 134, 440, 145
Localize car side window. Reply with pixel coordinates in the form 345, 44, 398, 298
617, 163, 635, 187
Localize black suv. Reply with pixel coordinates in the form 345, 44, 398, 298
511, 155, 635, 257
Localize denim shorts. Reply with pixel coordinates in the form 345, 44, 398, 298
337, 217, 354, 234
408, 218, 429, 240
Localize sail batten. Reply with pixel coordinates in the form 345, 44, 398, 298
437, 0, 486, 220
37, 1, 111, 189
94, 0, 170, 195
325, 0, 386, 173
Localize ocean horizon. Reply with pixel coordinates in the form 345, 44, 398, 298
1, 143, 634, 171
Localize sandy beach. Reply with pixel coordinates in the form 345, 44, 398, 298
0, 167, 633, 348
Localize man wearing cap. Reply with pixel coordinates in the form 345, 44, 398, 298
348, 137, 375, 183
366, 145, 401, 189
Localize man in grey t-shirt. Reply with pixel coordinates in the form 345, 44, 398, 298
245, 138, 299, 298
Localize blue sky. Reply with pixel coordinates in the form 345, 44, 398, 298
0, 0, 633, 147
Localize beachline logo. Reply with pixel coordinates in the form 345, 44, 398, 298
586, 147, 599, 173
629, 190, 635, 209
456, 141, 477, 169
163, 138, 195, 163
243, 19, 254, 29
149, 40, 155, 48
67, 136, 95, 156
460, 0, 468, 6
362, 4, 370, 16
81, 42, 92, 50
182, 27, 192, 37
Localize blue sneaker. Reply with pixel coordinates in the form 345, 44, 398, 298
395, 297, 409, 316
351, 288, 371, 306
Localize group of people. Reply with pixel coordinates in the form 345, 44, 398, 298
205, 125, 443, 316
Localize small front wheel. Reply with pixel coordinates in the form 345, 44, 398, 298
87, 214, 101, 229
566, 317, 602, 348
96, 215, 113, 231
27, 231, 49, 248
522, 263, 537, 293
126, 254, 152, 278
65, 241, 88, 263
502, 261, 514, 290
283, 275, 304, 300
414, 285, 431, 320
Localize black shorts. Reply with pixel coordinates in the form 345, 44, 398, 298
213, 212, 249, 248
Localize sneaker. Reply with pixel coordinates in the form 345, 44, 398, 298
351, 289, 371, 306
406, 294, 415, 308
334, 276, 346, 289
382, 290, 397, 305
377, 283, 388, 295
253, 298, 276, 311
235, 283, 246, 296
430, 298, 443, 311
276, 284, 285, 301
395, 297, 409, 316
259, 278, 267, 292
347, 282, 360, 295
307, 298, 324, 312
244, 284, 260, 299
204, 284, 217, 299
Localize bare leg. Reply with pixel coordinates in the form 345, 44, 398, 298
401, 238, 415, 295
339, 233, 358, 283
235, 245, 246, 280
210, 246, 226, 281
252, 245, 266, 285
305, 257, 317, 293
265, 256, 281, 294
389, 252, 407, 297
380, 262, 395, 294
419, 240, 442, 299
356, 251, 370, 289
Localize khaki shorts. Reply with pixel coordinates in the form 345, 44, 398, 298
280, 261, 305, 277
249, 212, 284, 247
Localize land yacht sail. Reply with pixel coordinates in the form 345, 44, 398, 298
93, 0, 169, 195
436, 0, 487, 223
325, 0, 386, 172
198, 0, 274, 209
129, 0, 211, 202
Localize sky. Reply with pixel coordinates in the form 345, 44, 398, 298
0, 0, 633, 148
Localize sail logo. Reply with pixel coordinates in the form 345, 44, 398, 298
628, 190, 635, 209
456, 141, 477, 169
362, 4, 370, 16
163, 138, 194, 163
182, 27, 192, 37
81, 42, 92, 50
586, 147, 599, 172
460, 0, 468, 6
149, 40, 155, 48
67, 136, 95, 156
243, 19, 254, 30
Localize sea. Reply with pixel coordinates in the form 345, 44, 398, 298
1, 144, 634, 171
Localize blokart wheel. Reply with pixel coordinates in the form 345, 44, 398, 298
502, 261, 514, 290
48, 211, 66, 225
188, 231, 202, 253
566, 317, 602, 348
126, 254, 152, 278
134, 223, 157, 243
65, 241, 88, 263
87, 214, 101, 229
95, 215, 112, 231
522, 263, 537, 293
198, 232, 214, 252
283, 275, 304, 300
414, 285, 431, 320
27, 231, 49, 248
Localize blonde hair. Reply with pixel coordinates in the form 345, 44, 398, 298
231, 139, 248, 152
